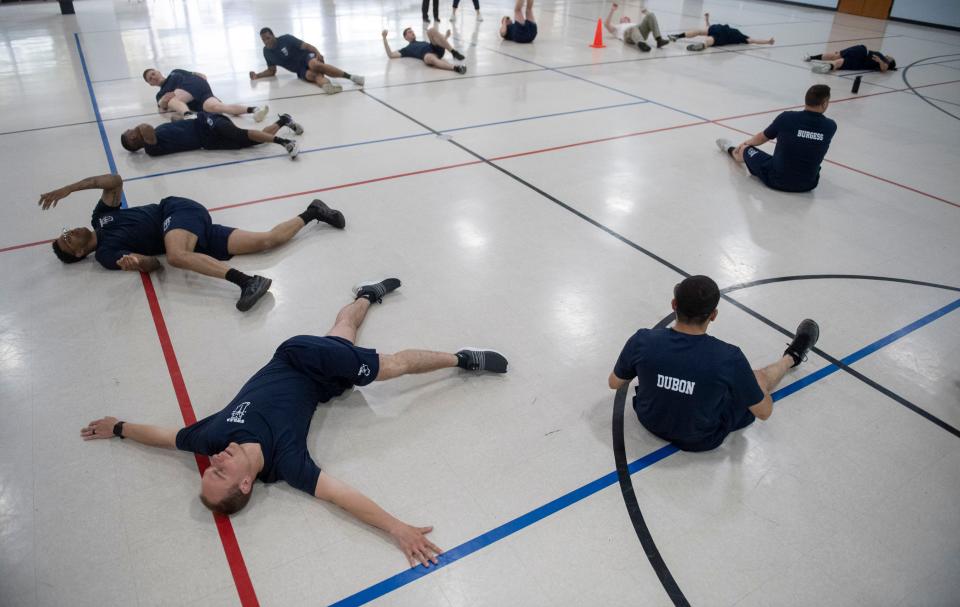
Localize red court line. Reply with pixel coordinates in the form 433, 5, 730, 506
0, 238, 52, 254
139, 273, 260, 607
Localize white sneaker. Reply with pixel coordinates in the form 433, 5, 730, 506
450, 11, 456, 22
811, 63, 832, 74
477, 11, 483, 21
715, 138, 734, 154
322, 82, 343, 95
687, 42, 705, 51
253, 105, 269, 122
284, 141, 300, 159
350, 74, 365, 86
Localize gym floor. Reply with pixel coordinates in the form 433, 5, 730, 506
1, 0, 958, 605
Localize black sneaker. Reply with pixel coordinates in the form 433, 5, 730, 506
668, 34, 679, 42
278, 113, 304, 136
636, 41, 651, 52
453, 65, 467, 75
455, 349, 508, 373
308, 199, 345, 229
236, 275, 272, 311
656, 37, 670, 48
784, 319, 819, 367
451, 49, 465, 61
354, 278, 401, 303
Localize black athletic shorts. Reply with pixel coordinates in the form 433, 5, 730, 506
159, 196, 236, 260
708, 24, 748, 46
196, 113, 257, 150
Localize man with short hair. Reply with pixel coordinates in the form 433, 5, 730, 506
250, 28, 366, 94
80, 279, 509, 568
382, 26, 467, 74
604, 3, 669, 52
609, 275, 819, 452
120, 112, 303, 159
40, 174, 345, 311
804, 45, 896, 74
668, 12, 773, 51
716, 84, 837, 193
143, 68, 268, 121
499, 0, 537, 44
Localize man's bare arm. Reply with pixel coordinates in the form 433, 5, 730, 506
382, 30, 401, 59
314, 471, 442, 568
82, 416, 179, 447
117, 253, 162, 273
250, 65, 278, 80
136, 124, 158, 145
609, 372, 629, 390
38, 174, 124, 210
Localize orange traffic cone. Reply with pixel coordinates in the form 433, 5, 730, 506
589, 18, 606, 48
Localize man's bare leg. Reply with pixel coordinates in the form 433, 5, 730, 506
514, 0, 524, 24
376, 350, 459, 381
425, 54, 457, 70
326, 298, 372, 343
226, 217, 312, 256
163, 229, 232, 278
524, 0, 534, 22
753, 356, 793, 394
203, 97, 250, 117
166, 97, 191, 117
747, 37, 775, 45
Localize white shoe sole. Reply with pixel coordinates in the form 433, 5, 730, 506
253, 105, 269, 122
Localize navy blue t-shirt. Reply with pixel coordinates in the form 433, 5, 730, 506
614, 328, 764, 451
763, 110, 837, 192
91, 201, 165, 270
155, 69, 200, 102
175, 337, 378, 495
144, 119, 204, 156
263, 34, 311, 73
400, 41, 442, 60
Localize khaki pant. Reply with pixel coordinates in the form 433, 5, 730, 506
625, 12, 662, 45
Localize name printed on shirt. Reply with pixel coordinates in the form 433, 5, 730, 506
656, 374, 696, 395
796, 129, 824, 141
99, 215, 114, 228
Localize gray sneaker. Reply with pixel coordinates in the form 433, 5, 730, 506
716, 138, 734, 154
350, 74, 365, 86
284, 140, 300, 159
253, 105, 269, 122
686, 42, 706, 51
322, 82, 344, 95
455, 349, 508, 373
354, 278, 401, 303
811, 63, 833, 74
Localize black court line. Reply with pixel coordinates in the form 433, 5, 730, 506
360, 87, 960, 440
902, 54, 960, 121
612, 385, 689, 607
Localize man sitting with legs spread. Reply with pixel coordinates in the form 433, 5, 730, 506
40, 174, 345, 311
716, 85, 837, 193
80, 279, 508, 569
500, 0, 537, 44
143, 68, 268, 121
605, 2, 669, 52
120, 112, 303, 159
382, 26, 467, 73
804, 44, 896, 74
250, 28, 366, 94
669, 12, 773, 51
609, 275, 819, 452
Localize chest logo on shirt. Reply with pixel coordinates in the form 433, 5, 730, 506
99, 215, 114, 228
281, 47, 289, 56
227, 401, 251, 424
657, 374, 695, 395
206, 117, 214, 126
358, 364, 371, 377
162, 217, 171, 231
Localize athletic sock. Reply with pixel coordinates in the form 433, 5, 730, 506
809, 54, 822, 60
225, 268, 253, 288
273, 136, 291, 146
246, 106, 257, 114
298, 207, 319, 223
726, 147, 734, 156
342, 72, 352, 79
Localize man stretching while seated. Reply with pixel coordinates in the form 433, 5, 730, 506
250, 28, 366, 94
604, 3, 669, 52
382, 26, 467, 73
41, 174, 345, 311
669, 12, 773, 51
81, 279, 509, 569
609, 275, 819, 452
120, 112, 303, 159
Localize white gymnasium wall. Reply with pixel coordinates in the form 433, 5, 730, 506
891, 0, 960, 28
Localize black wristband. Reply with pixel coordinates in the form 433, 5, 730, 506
113, 420, 126, 439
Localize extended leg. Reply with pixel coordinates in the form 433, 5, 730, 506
163, 229, 232, 278
425, 54, 456, 71
524, 0, 534, 22
326, 298, 372, 343
203, 97, 250, 116
376, 350, 459, 381
753, 356, 792, 394
746, 37, 774, 45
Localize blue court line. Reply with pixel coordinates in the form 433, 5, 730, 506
328, 296, 960, 607
75, 33, 127, 208
121, 100, 650, 182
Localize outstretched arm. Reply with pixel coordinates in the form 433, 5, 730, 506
82, 416, 179, 447
605, 3, 619, 34
250, 65, 278, 80
39, 174, 124, 210
382, 30, 402, 58
117, 253, 162, 273
871, 54, 889, 72
314, 471, 442, 568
